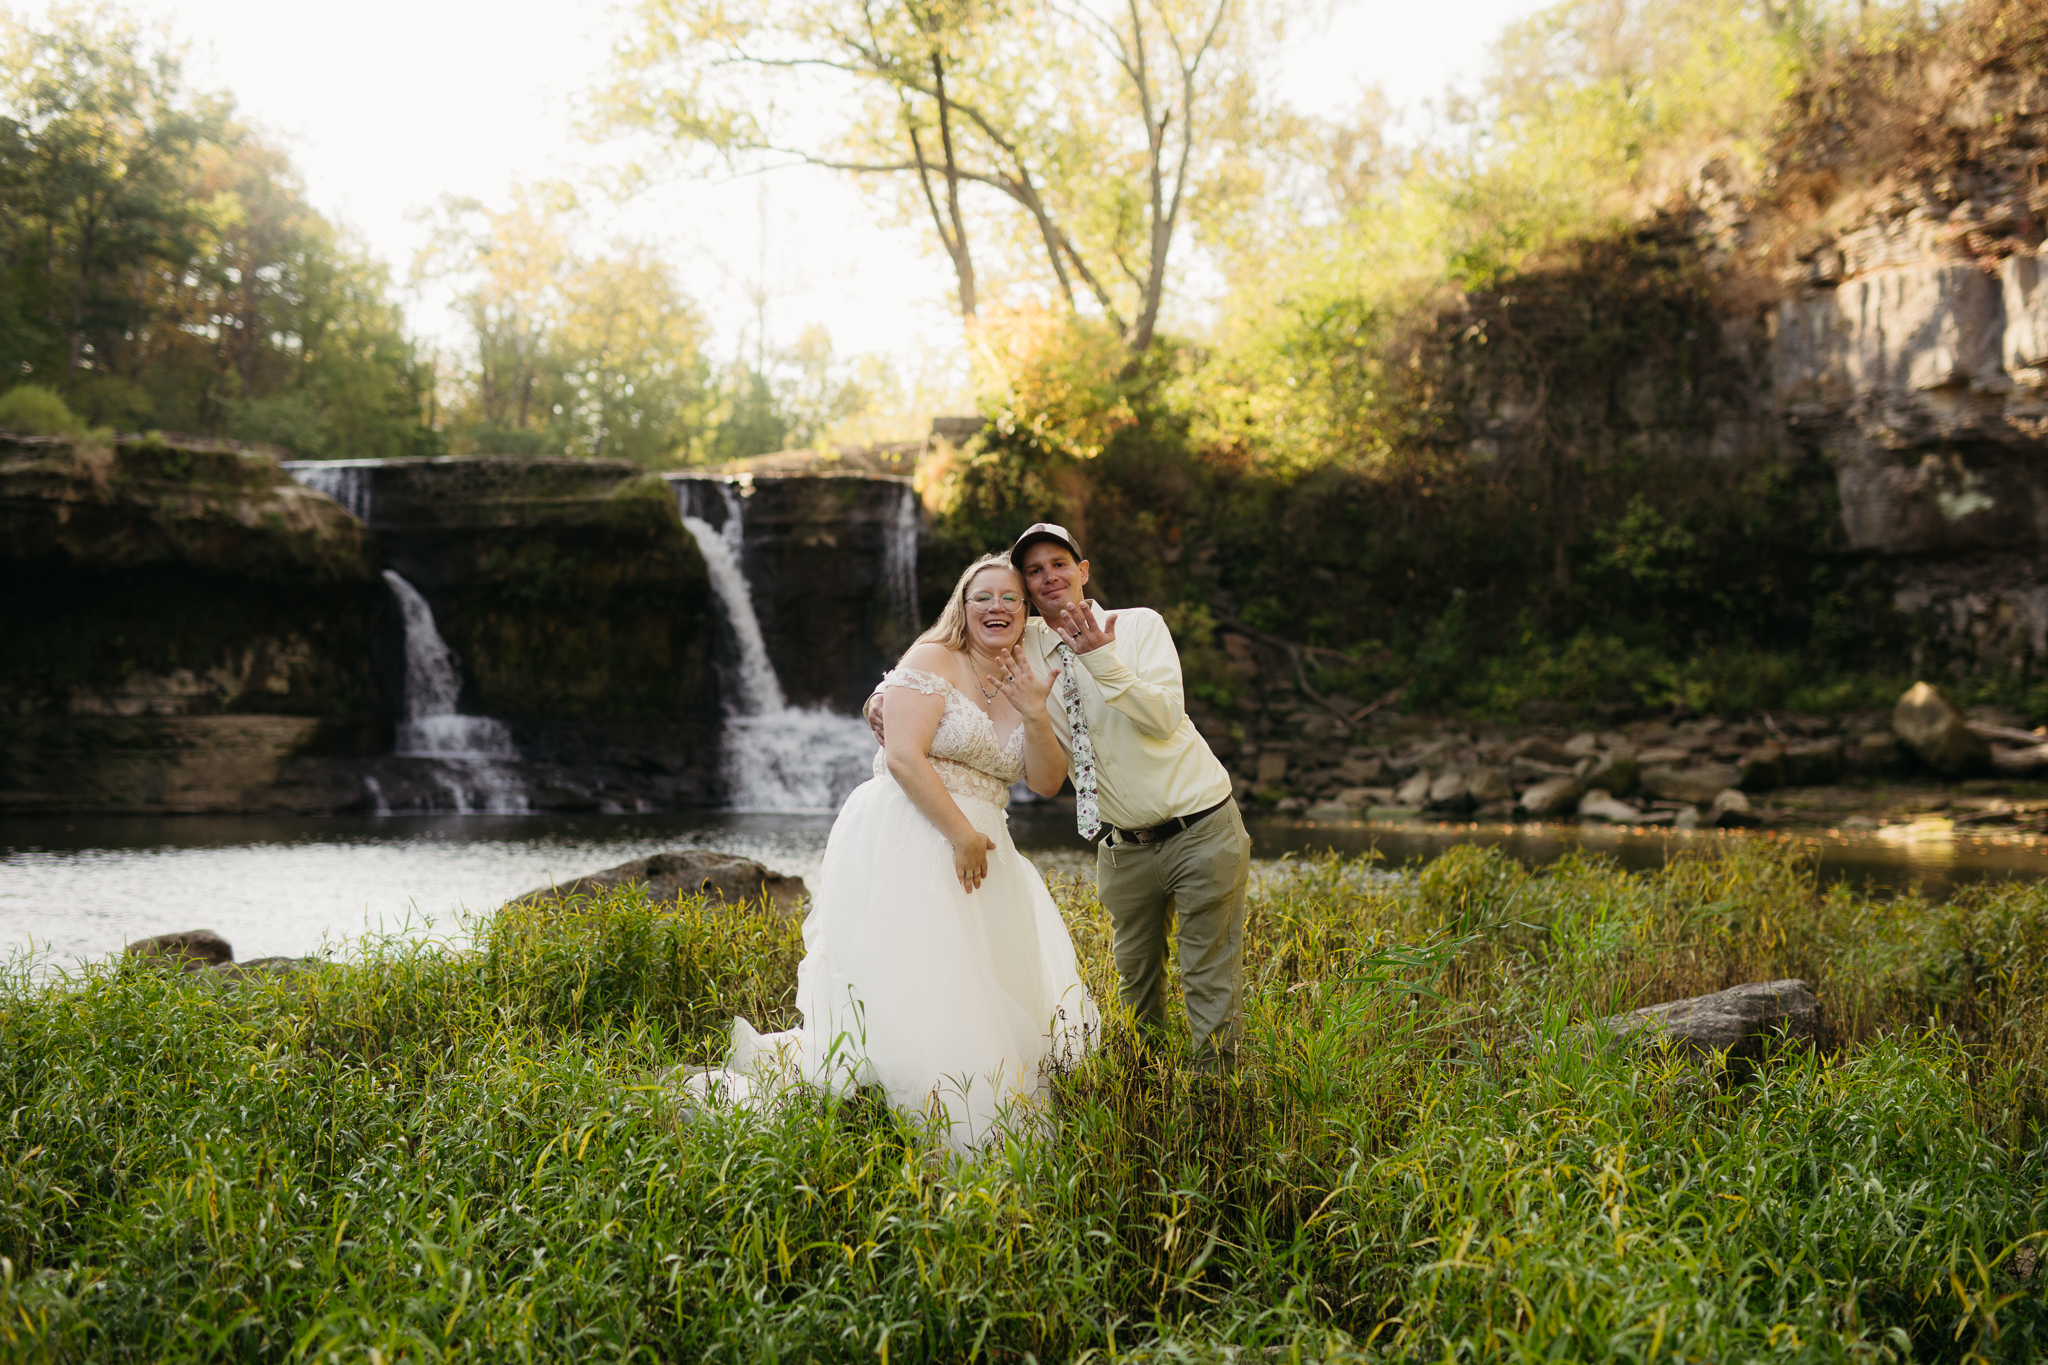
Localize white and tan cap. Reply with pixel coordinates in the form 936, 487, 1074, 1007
1009, 521, 1084, 564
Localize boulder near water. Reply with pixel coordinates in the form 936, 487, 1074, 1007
1519, 775, 1583, 817
1709, 788, 1761, 827
1576, 788, 1641, 822
1892, 682, 1990, 776
1639, 763, 1743, 806
511, 849, 807, 917
125, 929, 234, 971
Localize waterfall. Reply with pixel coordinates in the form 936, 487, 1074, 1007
674, 478, 880, 812
282, 460, 377, 524
382, 570, 528, 813
680, 483, 785, 716
883, 483, 920, 641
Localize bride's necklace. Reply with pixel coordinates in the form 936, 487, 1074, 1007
965, 651, 1003, 709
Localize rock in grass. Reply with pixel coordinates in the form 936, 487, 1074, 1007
1893, 682, 1990, 776
215, 956, 320, 979
1519, 775, 1583, 817
1603, 979, 1820, 1058
126, 929, 233, 972
1640, 764, 1743, 806
511, 849, 807, 917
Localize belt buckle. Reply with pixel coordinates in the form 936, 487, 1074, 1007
1131, 826, 1160, 845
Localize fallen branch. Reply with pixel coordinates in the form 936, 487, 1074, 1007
1212, 614, 1396, 728
1991, 743, 2048, 774
1968, 721, 2048, 746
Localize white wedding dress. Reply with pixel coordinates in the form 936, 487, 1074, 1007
683, 667, 1099, 1152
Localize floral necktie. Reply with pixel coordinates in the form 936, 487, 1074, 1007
1057, 643, 1101, 840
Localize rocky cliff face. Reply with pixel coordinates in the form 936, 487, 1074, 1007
2, 445, 725, 813
1775, 239, 2048, 668
1427, 48, 2048, 681
732, 474, 921, 714
1, 434, 383, 812
1750, 49, 2048, 673
319, 456, 719, 722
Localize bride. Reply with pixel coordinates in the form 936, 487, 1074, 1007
684, 553, 1099, 1151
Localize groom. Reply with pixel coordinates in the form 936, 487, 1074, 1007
1009, 523, 1250, 1073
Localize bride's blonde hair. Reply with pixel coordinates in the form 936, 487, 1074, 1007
914, 552, 1024, 655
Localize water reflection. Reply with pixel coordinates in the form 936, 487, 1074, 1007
7, 809, 2048, 972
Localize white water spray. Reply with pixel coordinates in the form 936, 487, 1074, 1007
883, 483, 920, 642
283, 460, 377, 523
382, 570, 528, 813
675, 479, 879, 812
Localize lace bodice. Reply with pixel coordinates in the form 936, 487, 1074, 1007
873, 667, 1027, 809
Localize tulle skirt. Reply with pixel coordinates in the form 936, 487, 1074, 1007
683, 773, 1098, 1153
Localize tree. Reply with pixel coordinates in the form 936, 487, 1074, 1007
417, 187, 716, 463
0, 4, 438, 456
0, 3, 214, 380
597, 0, 1272, 354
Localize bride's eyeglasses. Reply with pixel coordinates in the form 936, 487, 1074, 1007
968, 591, 1024, 608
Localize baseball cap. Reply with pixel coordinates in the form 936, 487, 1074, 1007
1010, 522, 1084, 564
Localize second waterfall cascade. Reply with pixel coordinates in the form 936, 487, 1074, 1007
382, 570, 529, 813
678, 484, 880, 811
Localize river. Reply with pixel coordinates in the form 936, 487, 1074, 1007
7, 809, 2048, 973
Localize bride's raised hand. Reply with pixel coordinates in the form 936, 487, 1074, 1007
989, 643, 1058, 715
953, 828, 996, 893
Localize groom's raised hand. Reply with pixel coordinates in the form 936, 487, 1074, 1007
1053, 600, 1115, 655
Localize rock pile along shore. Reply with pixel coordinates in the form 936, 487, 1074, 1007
1187, 663, 2048, 831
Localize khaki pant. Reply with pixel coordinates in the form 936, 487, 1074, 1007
1094, 800, 1251, 1067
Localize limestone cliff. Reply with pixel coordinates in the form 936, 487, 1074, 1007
1, 434, 381, 811
1760, 47, 2048, 671
329, 456, 718, 721
1406, 29, 2048, 682
1, 445, 725, 813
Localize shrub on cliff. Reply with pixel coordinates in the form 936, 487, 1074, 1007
0, 385, 84, 437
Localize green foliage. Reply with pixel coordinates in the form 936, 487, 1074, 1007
0, 385, 84, 436
929, 242, 1888, 715
0, 8, 439, 458
916, 1, 2017, 716
1, 844, 2044, 1360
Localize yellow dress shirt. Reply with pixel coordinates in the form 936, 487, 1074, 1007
1024, 605, 1233, 830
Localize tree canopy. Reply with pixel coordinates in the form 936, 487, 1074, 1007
0, 5, 438, 456
598, 0, 1282, 353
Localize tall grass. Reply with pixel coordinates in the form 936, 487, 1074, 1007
1, 841, 2043, 1361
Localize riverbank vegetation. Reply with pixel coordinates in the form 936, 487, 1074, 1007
1, 841, 2042, 1360
918, 0, 2022, 720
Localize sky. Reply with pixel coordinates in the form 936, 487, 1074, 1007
56, 0, 1549, 367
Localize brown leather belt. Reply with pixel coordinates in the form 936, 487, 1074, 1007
1100, 797, 1233, 847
